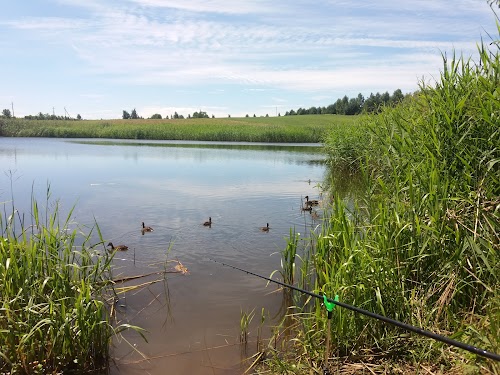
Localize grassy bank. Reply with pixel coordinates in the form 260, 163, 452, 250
262, 23, 499, 374
0, 115, 357, 143
0, 191, 138, 373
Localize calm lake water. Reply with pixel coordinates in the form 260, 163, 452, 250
0, 137, 326, 374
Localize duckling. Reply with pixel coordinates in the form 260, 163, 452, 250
304, 195, 319, 206
203, 217, 212, 226
141, 222, 154, 233
301, 205, 313, 212
261, 223, 270, 232
107, 242, 128, 251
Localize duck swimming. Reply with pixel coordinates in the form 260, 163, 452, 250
141, 222, 154, 233
203, 217, 212, 226
261, 223, 270, 232
107, 242, 128, 251
304, 195, 319, 206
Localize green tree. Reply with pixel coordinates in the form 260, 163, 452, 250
326, 103, 336, 114
76, 114, 82, 120
345, 98, 360, 115
131, 108, 139, 119
150, 113, 162, 119
193, 111, 209, 118
391, 89, 405, 104
122, 110, 130, 119
356, 93, 365, 109
381, 91, 390, 104
2, 109, 12, 118
334, 98, 344, 114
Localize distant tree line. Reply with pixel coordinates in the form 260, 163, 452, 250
284, 89, 407, 116
125, 109, 215, 120
1, 109, 83, 120
2, 89, 408, 122
246, 114, 270, 117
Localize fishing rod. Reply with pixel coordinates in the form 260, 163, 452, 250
210, 258, 500, 362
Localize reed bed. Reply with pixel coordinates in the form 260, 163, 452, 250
262, 22, 500, 374
0, 190, 138, 373
0, 115, 357, 143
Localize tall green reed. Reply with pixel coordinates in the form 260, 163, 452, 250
264, 17, 500, 373
280, 228, 300, 286
0, 189, 142, 373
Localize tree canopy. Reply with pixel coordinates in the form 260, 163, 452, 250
284, 89, 409, 116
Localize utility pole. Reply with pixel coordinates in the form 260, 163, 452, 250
11, 102, 14, 117
53, 107, 55, 116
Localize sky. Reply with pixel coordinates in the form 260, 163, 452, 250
0, 1, 498, 120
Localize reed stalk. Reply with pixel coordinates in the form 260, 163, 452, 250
263, 17, 500, 373
0, 189, 142, 373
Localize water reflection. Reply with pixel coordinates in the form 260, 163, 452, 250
0, 137, 327, 375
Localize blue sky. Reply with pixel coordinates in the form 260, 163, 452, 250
0, 1, 497, 119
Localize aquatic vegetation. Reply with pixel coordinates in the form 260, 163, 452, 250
0, 190, 143, 373
240, 308, 255, 344
279, 229, 299, 286
263, 20, 500, 373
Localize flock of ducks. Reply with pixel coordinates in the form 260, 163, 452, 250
106, 222, 154, 252
106, 196, 320, 252
302, 195, 320, 211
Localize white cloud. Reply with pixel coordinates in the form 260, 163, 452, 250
1, 0, 496, 119
2, 17, 90, 31
126, 0, 274, 14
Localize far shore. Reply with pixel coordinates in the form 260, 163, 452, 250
0, 115, 360, 143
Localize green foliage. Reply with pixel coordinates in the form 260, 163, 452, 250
1, 109, 12, 118
285, 89, 409, 116
0, 115, 357, 143
266, 21, 500, 372
0, 189, 142, 373
240, 308, 255, 344
122, 110, 130, 119
149, 113, 162, 119
323, 117, 371, 172
280, 228, 299, 285
192, 111, 209, 118
23, 112, 78, 121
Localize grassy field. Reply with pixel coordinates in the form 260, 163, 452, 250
0, 115, 358, 143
